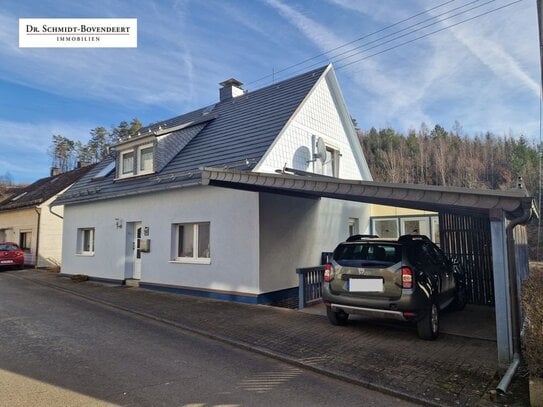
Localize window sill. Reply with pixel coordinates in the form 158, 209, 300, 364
169, 258, 211, 265
76, 253, 95, 257
114, 172, 155, 181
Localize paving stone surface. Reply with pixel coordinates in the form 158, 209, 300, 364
11, 270, 529, 406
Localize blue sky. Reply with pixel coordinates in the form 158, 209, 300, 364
0, 0, 539, 184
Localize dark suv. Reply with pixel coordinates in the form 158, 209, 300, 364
322, 235, 466, 340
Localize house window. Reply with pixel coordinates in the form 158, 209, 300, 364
401, 217, 430, 237
323, 146, 340, 177
373, 218, 399, 239
121, 151, 134, 176
118, 144, 155, 178
138, 144, 154, 174
173, 222, 210, 263
432, 216, 440, 246
77, 228, 95, 255
348, 218, 359, 237
19, 231, 32, 252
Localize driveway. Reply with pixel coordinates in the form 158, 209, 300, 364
5, 270, 528, 406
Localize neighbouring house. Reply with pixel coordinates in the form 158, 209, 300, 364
0, 166, 95, 267
370, 204, 440, 244
53, 64, 373, 304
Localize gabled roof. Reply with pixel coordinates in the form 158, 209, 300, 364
0, 165, 96, 211
55, 65, 329, 206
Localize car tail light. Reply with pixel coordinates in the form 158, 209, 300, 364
401, 266, 413, 289
323, 263, 332, 282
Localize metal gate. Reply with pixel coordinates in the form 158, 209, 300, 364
439, 212, 494, 306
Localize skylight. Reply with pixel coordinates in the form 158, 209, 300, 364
92, 161, 115, 179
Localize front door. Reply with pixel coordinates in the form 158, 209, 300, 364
133, 223, 142, 280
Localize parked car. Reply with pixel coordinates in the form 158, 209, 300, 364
0, 242, 25, 270
322, 234, 467, 340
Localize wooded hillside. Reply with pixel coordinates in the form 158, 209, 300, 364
358, 123, 541, 260
359, 123, 539, 194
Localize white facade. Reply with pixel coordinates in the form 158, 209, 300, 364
61, 67, 372, 301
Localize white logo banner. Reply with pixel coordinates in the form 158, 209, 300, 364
19, 18, 137, 48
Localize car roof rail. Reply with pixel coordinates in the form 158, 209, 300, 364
398, 234, 431, 242
346, 234, 379, 242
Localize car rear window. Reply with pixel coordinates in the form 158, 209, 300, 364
0, 243, 19, 251
333, 243, 401, 267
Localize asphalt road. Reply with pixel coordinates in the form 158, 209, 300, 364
0, 272, 415, 406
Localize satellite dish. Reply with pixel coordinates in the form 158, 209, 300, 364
316, 137, 327, 164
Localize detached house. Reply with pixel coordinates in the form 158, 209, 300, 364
54, 65, 373, 303
0, 166, 95, 267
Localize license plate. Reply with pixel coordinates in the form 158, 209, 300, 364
349, 278, 383, 292
0, 260, 13, 264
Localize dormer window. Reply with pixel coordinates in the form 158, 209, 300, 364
121, 151, 134, 176
117, 142, 155, 179
138, 144, 154, 174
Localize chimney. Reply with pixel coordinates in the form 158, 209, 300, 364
50, 167, 61, 177
219, 78, 244, 101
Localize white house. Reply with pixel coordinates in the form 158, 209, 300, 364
0, 166, 95, 267
54, 65, 373, 304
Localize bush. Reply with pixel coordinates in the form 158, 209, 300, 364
522, 265, 543, 377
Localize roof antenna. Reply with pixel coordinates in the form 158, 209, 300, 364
272, 67, 275, 84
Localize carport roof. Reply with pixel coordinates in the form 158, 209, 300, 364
201, 167, 535, 218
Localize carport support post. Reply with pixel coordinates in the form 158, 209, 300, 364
490, 208, 513, 368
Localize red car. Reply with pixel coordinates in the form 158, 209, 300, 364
0, 242, 25, 270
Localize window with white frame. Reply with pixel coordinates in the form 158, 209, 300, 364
77, 228, 95, 255
373, 218, 399, 239
138, 144, 154, 174
121, 151, 134, 176
173, 222, 210, 263
401, 217, 430, 237
323, 146, 340, 177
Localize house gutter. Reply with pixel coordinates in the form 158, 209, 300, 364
34, 207, 41, 269
496, 204, 532, 395
48, 204, 63, 219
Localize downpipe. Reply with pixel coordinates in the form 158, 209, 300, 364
496, 203, 532, 394
496, 353, 520, 395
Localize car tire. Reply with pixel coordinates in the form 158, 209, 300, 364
326, 306, 348, 326
417, 302, 439, 340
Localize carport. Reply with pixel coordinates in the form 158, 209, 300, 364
201, 167, 536, 369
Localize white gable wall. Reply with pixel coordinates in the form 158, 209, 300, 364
37, 196, 64, 268
61, 186, 261, 294
254, 68, 368, 180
